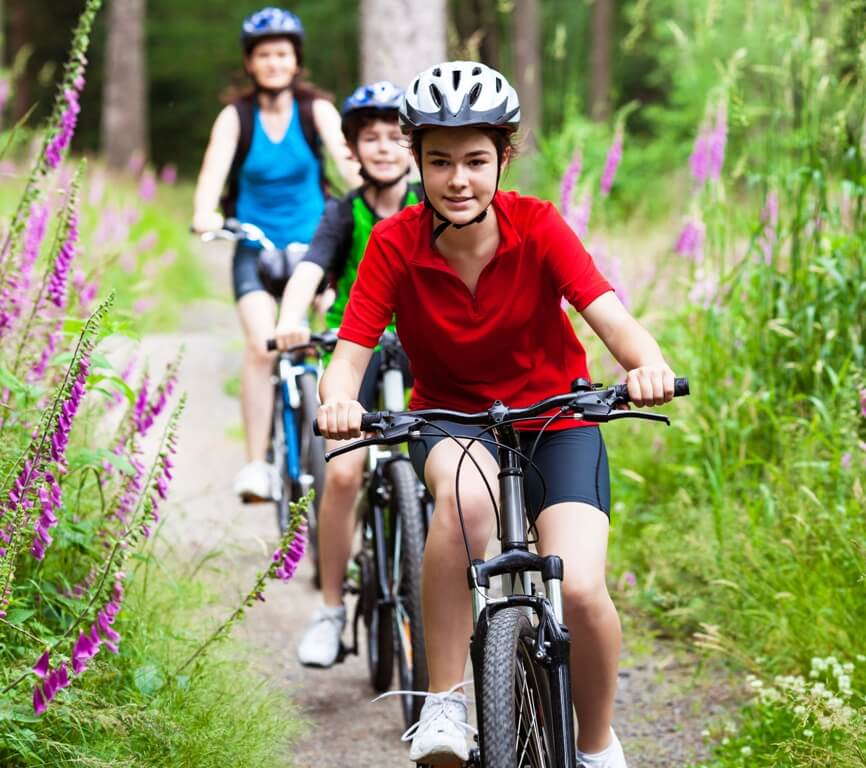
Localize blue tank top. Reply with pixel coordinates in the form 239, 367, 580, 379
235, 104, 325, 248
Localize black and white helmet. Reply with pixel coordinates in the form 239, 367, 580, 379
400, 61, 520, 134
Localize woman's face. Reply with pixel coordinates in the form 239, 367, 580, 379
420, 127, 506, 227
245, 38, 298, 90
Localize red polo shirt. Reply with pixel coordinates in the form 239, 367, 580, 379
338, 190, 613, 428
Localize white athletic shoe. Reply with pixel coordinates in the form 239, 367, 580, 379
576, 727, 628, 768
402, 684, 475, 764
297, 604, 346, 668
232, 460, 278, 502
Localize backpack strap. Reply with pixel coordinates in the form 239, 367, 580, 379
220, 95, 256, 218
297, 94, 329, 197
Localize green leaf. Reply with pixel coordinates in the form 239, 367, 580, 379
4, 608, 36, 625
67, 447, 134, 475
133, 663, 165, 696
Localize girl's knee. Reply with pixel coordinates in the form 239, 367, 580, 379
562, 576, 612, 620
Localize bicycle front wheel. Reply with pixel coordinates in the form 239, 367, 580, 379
480, 607, 557, 768
298, 371, 325, 587
388, 459, 429, 729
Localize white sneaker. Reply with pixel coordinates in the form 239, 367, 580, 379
401, 683, 475, 764
576, 727, 628, 768
297, 604, 346, 668
233, 461, 278, 502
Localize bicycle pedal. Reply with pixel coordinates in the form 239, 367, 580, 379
335, 642, 356, 663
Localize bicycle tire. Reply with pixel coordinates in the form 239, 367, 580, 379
271, 390, 291, 536
365, 553, 395, 691
388, 459, 429, 729
298, 371, 325, 587
480, 608, 557, 768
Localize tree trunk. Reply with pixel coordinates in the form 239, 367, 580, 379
589, 0, 613, 122
360, 0, 447, 88
101, 0, 148, 170
7, 0, 32, 124
512, 0, 541, 151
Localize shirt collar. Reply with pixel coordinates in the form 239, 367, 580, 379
408, 191, 523, 267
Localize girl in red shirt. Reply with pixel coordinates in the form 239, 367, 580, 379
317, 61, 675, 768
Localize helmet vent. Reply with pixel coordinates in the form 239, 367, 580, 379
468, 83, 482, 106
432, 67, 442, 78
472, 65, 482, 76
429, 84, 443, 108
452, 70, 461, 90
495, 77, 502, 93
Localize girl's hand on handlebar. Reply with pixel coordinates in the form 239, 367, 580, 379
273, 323, 311, 351
191, 210, 224, 234
625, 364, 676, 407
317, 400, 365, 440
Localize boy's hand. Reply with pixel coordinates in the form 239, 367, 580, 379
624, 365, 675, 407
273, 323, 311, 351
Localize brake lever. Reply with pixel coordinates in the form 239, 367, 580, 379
323, 416, 426, 461
580, 408, 670, 425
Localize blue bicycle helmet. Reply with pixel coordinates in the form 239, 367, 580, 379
241, 7, 304, 52
341, 81, 404, 117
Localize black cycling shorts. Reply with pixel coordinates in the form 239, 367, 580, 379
408, 423, 611, 522
357, 348, 413, 411
232, 242, 281, 301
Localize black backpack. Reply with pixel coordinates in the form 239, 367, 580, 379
220, 92, 327, 218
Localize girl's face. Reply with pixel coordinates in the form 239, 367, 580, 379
352, 119, 411, 185
245, 38, 298, 90
419, 127, 507, 227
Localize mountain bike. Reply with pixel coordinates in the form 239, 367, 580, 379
265, 333, 336, 586
323, 376, 689, 767
324, 332, 433, 730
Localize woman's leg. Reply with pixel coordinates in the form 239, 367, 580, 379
421, 438, 500, 691
235, 291, 277, 463
535, 502, 621, 754
318, 440, 366, 606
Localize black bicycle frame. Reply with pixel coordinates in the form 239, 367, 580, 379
468, 420, 576, 768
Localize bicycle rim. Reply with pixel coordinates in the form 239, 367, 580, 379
271, 391, 290, 535
480, 608, 556, 768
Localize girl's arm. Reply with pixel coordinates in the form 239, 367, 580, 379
318, 339, 374, 440
312, 98, 362, 189
192, 106, 240, 232
581, 292, 675, 407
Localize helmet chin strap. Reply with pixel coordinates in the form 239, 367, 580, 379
359, 165, 409, 191
420, 135, 504, 246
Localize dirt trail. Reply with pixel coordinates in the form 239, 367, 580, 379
139, 243, 728, 767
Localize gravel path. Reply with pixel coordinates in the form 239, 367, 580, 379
140, 246, 733, 767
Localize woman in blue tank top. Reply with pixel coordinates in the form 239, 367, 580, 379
192, 7, 361, 502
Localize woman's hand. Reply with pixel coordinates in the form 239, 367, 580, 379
624, 364, 676, 407
316, 399, 365, 440
273, 322, 310, 351
192, 210, 224, 234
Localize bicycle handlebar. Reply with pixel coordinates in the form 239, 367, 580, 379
314, 377, 690, 457
196, 218, 277, 251
265, 330, 338, 354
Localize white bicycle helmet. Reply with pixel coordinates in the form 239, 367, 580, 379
400, 61, 520, 134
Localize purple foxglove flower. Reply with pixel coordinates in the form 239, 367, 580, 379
0, 78, 8, 114
600, 128, 623, 197
160, 164, 178, 185
33, 651, 51, 678
859, 388, 866, 418
45, 88, 82, 170
841, 452, 852, 470
33, 684, 47, 715
708, 101, 728, 181
568, 193, 592, 239
56, 662, 69, 689
689, 125, 711, 186
559, 151, 582, 216
43, 667, 62, 702
675, 217, 706, 262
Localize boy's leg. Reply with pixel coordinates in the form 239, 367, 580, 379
318, 442, 367, 606
535, 502, 621, 755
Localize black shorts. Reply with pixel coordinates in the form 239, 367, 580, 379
232, 242, 281, 301
356, 349, 413, 411
408, 423, 611, 522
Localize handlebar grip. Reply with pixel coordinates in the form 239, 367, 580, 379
312, 411, 384, 438
614, 377, 690, 403
313, 422, 322, 436
266, 339, 277, 351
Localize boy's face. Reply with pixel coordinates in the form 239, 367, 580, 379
351, 119, 411, 186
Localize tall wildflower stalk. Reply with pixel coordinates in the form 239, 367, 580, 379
0, 0, 101, 281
